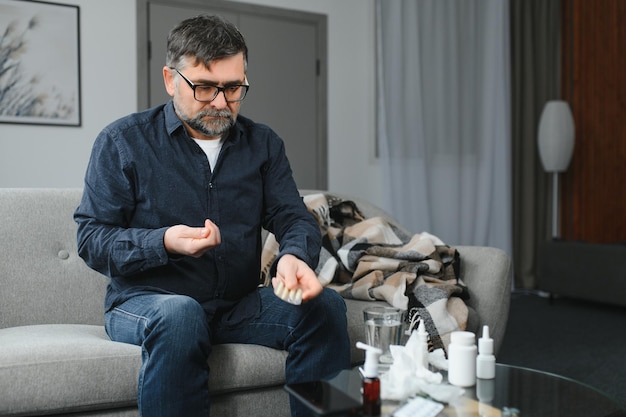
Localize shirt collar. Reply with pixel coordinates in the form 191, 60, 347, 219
164, 101, 185, 136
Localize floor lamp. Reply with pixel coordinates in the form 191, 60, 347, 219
537, 101, 575, 239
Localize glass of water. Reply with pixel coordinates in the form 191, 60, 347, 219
363, 306, 404, 364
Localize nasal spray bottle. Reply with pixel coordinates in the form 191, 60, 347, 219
476, 326, 496, 416
476, 325, 496, 379
416, 320, 429, 369
356, 342, 382, 417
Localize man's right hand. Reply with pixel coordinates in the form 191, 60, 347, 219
163, 219, 221, 258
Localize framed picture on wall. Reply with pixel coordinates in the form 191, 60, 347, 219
0, 0, 81, 126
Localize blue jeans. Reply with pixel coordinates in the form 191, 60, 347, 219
105, 287, 350, 417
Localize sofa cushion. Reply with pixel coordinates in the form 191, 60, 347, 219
209, 344, 287, 394
0, 324, 293, 416
0, 324, 140, 416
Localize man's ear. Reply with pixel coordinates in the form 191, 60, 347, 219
163, 67, 176, 97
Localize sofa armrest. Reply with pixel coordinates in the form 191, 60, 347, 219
456, 245, 512, 355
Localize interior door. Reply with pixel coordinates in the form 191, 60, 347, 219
146, 1, 327, 190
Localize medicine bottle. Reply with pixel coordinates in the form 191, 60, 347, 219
356, 342, 381, 417
447, 331, 477, 387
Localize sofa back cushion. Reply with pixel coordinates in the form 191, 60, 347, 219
0, 188, 107, 329
0, 188, 408, 330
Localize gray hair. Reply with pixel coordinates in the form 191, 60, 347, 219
165, 15, 248, 71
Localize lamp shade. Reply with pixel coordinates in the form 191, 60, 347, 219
537, 100, 575, 172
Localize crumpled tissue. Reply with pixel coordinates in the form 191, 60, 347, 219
380, 330, 465, 404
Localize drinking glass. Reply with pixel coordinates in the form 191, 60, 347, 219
363, 306, 404, 364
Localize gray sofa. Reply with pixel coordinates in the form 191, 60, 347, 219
0, 188, 512, 417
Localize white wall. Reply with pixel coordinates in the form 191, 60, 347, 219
0, 0, 383, 207
0, 0, 137, 188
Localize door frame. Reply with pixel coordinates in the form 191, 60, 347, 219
135, 0, 328, 189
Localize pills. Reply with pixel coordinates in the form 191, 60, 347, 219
273, 281, 303, 305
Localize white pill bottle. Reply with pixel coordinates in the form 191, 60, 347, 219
448, 331, 477, 387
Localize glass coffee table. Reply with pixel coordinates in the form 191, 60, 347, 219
313, 363, 626, 416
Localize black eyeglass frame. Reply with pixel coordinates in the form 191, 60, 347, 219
170, 68, 249, 103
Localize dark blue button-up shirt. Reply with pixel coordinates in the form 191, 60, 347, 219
74, 101, 321, 315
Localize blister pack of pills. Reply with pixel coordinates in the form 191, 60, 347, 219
273, 281, 303, 305
393, 397, 444, 417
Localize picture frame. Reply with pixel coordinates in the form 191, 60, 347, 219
0, 0, 81, 126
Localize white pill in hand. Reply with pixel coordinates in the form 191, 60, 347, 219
288, 288, 303, 305
273, 281, 302, 305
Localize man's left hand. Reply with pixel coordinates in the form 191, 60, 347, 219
272, 254, 323, 303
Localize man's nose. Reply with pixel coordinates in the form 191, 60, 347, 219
210, 90, 229, 108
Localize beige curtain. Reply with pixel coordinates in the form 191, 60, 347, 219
376, 0, 512, 255
510, 0, 561, 288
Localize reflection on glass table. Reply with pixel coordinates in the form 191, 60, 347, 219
319, 363, 626, 417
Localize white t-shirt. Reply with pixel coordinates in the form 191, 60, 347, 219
192, 137, 223, 172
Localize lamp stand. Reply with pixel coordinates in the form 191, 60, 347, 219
551, 172, 560, 239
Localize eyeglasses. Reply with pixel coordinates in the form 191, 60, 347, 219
171, 68, 249, 103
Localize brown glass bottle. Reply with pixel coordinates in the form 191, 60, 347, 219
362, 375, 381, 416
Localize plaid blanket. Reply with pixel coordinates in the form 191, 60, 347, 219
261, 193, 469, 353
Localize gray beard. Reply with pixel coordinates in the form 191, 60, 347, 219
177, 106, 235, 138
